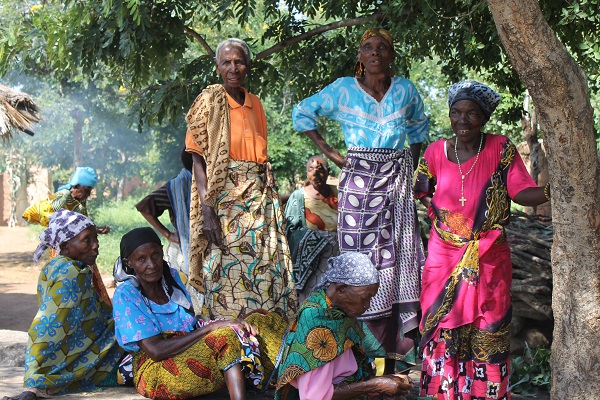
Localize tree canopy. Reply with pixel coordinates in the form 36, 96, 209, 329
2, 0, 600, 129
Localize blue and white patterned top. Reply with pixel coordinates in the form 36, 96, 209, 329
113, 268, 197, 352
293, 77, 429, 149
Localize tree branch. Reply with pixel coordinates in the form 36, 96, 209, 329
255, 12, 386, 60
183, 26, 215, 58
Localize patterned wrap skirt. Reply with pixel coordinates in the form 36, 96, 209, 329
133, 311, 286, 400
337, 147, 424, 361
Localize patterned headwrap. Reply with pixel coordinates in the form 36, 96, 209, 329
33, 209, 95, 263
313, 252, 379, 292
354, 28, 395, 77
448, 80, 501, 119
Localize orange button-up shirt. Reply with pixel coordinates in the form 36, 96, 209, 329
185, 87, 268, 163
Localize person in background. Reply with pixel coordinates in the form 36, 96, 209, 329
284, 155, 339, 302
292, 27, 427, 374
185, 38, 296, 321
2, 209, 124, 400
22, 166, 110, 234
414, 80, 551, 399
135, 148, 201, 312
275, 252, 414, 400
112, 227, 287, 400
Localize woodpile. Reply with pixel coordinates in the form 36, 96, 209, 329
508, 211, 553, 322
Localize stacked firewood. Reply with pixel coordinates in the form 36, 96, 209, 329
507, 211, 553, 323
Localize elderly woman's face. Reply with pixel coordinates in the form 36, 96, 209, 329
216, 45, 249, 92
124, 242, 164, 285
71, 185, 93, 202
306, 157, 329, 190
334, 283, 379, 318
358, 36, 394, 76
450, 99, 487, 142
60, 226, 98, 265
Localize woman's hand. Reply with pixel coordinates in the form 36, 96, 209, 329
202, 204, 223, 247
369, 374, 413, 397
333, 155, 349, 170
212, 318, 259, 336
166, 230, 180, 244
97, 225, 111, 234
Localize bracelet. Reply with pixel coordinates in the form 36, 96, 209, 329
543, 182, 551, 201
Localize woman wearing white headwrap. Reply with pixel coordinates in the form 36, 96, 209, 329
275, 252, 413, 400
414, 80, 550, 399
3, 209, 124, 400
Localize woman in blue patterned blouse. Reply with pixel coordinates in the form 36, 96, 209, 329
292, 27, 428, 375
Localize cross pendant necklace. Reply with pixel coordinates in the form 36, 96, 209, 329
454, 134, 483, 207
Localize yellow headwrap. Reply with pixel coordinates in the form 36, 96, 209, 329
354, 28, 395, 77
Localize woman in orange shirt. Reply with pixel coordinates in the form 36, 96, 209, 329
184, 38, 296, 322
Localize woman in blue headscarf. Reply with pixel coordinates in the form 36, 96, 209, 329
22, 166, 110, 234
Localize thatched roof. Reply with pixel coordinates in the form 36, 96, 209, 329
0, 84, 41, 140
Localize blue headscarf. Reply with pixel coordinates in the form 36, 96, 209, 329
57, 167, 98, 191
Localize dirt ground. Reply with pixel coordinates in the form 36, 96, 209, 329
0, 226, 115, 332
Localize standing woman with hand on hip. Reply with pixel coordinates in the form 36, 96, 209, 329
185, 38, 296, 322
292, 28, 428, 374
414, 80, 550, 399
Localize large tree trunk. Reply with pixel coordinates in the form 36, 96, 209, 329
487, 1, 600, 399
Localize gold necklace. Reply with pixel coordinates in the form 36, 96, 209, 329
454, 134, 483, 207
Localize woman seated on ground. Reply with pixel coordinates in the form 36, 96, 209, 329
275, 252, 413, 400
112, 227, 287, 400
284, 155, 339, 302
3, 209, 124, 400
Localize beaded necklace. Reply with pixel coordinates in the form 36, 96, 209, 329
454, 133, 483, 206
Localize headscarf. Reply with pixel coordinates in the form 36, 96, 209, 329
313, 252, 379, 292
57, 167, 98, 191
354, 28, 395, 77
33, 209, 95, 263
448, 80, 501, 119
113, 227, 192, 312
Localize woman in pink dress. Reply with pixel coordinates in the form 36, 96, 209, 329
414, 80, 551, 399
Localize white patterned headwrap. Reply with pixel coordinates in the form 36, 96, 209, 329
448, 80, 501, 119
313, 252, 379, 292
33, 209, 95, 263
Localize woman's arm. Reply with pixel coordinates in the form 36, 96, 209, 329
331, 375, 413, 400
513, 186, 549, 207
409, 143, 423, 172
192, 153, 223, 247
138, 318, 258, 361
139, 210, 178, 243
304, 130, 347, 169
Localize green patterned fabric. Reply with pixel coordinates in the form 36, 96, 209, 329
275, 290, 383, 400
24, 256, 123, 395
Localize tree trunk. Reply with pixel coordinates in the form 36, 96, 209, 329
487, 1, 600, 399
71, 108, 84, 169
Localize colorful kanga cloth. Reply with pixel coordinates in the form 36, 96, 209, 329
275, 289, 382, 400
337, 147, 424, 361
284, 186, 340, 295
114, 270, 286, 400
24, 256, 123, 395
22, 189, 88, 227
414, 134, 537, 399
185, 84, 296, 321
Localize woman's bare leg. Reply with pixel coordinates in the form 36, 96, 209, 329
223, 364, 246, 400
